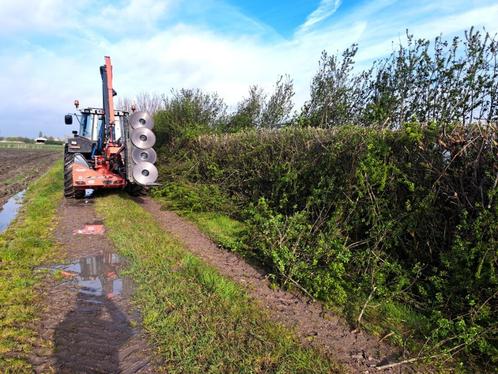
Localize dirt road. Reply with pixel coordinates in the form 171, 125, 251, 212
0, 148, 60, 207
28, 192, 408, 373
30, 199, 157, 373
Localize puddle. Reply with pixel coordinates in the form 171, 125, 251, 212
51, 252, 131, 298
0, 190, 25, 233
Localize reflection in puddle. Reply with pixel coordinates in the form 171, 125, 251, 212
52, 252, 131, 298
0, 190, 25, 233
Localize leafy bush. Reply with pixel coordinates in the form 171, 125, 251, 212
156, 123, 497, 369
152, 181, 235, 214
247, 198, 351, 304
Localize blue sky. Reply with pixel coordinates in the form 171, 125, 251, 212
0, 0, 497, 137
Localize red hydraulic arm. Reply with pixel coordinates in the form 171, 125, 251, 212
101, 56, 116, 145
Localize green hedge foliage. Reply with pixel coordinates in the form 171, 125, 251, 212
156, 123, 497, 368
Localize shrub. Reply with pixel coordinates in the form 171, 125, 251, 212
156, 123, 497, 368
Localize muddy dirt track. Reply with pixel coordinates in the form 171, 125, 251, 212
31, 198, 157, 373
30, 193, 411, 373
0, 148, 61, 207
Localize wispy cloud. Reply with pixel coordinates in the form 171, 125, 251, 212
1, 0, 497, 137
297, 0, 342, 34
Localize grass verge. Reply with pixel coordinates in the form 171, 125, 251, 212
0, 161, 62, 371
151, 182, 246, 252
152, 184, 443, 369
182, 211, 245, 252
97, 194, 339, 373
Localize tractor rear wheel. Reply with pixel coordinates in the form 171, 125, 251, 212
64, 151, 85, 199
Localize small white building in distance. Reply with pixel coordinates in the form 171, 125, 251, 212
35, 137, 47, 144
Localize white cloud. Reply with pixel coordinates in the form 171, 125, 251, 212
88, 0, 174, 35
297, 0, 342, 34
1, 0, 498, 137
0, 0, 89, 35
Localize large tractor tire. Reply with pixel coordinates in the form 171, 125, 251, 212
64, 151, 85, 199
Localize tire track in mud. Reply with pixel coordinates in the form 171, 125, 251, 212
30, 198, 159, 373
138, 197, 413, 373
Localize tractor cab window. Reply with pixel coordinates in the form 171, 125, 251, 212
94, 116, 104, 142
78, 112, 123, 142
79, 113, 94, 138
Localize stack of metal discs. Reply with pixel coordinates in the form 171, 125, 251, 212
129, 111, 158, 185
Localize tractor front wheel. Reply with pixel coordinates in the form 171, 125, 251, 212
64, 151, 85, 199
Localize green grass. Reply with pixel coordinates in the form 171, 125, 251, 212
152, 181, 247, 252
97, 194, 340, 373
184, 211, 246, 252
0, 161, 63, 372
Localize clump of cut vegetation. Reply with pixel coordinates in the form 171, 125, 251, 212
0, 162, 62, 371
96, 195, 338, 373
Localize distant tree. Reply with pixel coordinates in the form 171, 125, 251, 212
229, 85, 266, 131
302, 45, 366, 127
261, 75, 295, 128
229, 76, 295, 131
302, 27, 498, 128
154, 88, 227, 147
117, 93, 165, 114
135, 92, 165, 113
6, 136, 34, 143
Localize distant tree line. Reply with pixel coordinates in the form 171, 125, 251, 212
0, 135, 63, 145
0, 136, 35, 143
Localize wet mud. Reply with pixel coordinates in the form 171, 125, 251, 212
30, 198, 158, 373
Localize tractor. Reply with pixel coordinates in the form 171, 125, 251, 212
63, 56, 158, 198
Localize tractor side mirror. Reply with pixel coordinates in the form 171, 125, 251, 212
64, 114, 73, 125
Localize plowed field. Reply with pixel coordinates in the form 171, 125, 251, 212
0, 148, 60, 208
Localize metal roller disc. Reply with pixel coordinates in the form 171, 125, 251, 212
129, 111, 154, 129
132, 147, 157, 164
132, 162, 158, 185
131, 127, 156, 149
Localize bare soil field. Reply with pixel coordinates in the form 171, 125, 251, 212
0, 148, 60, 207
